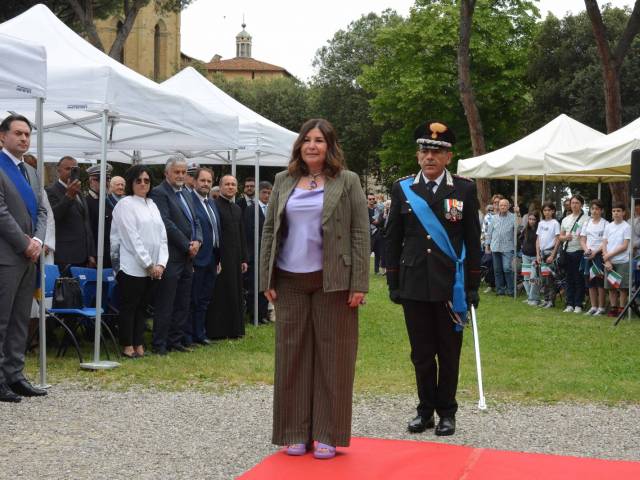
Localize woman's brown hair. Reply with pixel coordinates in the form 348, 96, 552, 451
288, 118, 345, 178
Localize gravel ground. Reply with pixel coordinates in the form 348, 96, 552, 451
1, 384, 639, 479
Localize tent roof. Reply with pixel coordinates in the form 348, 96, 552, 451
544, 116, 640, 178
0, 33, 46, 99
0, 5, 239, 157
456, 114, 604, 181
161, 67, 295, 166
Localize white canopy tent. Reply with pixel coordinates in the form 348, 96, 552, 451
0, 33, 46, 99
0, 33, 49, 385
0, 4, 241, 370
161, 66, 296, 168
0, 4, 239, 159
161, 67, 296, 325
457, 114, 604, 181
544, 116, 640, 177
457, 114, 607, 300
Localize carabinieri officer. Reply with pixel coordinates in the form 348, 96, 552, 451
385, 120, 481, 436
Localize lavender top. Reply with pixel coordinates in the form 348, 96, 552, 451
276, 187, 324, 273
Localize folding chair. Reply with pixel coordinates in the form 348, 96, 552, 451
41, 264, 84, 362
68, 267, 119, 359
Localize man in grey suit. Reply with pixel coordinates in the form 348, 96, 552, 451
0, 114, 48, 402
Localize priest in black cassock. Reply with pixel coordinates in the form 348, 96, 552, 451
207, 174, 248, 339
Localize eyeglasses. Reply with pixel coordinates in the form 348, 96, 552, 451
135, 177, 151, 185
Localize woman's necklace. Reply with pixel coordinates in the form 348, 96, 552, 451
308, 172, 323, 190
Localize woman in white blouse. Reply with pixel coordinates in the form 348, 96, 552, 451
110, 165, 168, 358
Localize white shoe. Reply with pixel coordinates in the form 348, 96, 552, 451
563, 306, 574, 313
584, 307, 597, 315
483, 287, 492, 294
528, 300, 539, 306
543, 301, 554, 309
594, 308, 607, 316
522, 299, 530, 303
573, 307, 583, 314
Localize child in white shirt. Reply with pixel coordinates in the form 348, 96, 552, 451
602, 203, 632, 317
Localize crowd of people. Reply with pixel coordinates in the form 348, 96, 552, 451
5, 108, 634, 461
482, 192, 638, 317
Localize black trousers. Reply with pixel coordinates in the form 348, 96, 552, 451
152, 260, 193, 349
116, 271, 153, 347
402, 300, 463, 419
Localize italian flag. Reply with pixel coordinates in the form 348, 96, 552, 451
522, 261, 532, 277
540, 263, 553, 277
607, 269, 623, 289
589, 263, 603, 280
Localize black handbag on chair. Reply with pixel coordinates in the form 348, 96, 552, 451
52, 277, 83, 309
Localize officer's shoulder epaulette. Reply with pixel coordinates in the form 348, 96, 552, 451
394, 174, 415, 183
453, 174, 473, 182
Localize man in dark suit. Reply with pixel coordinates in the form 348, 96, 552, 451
244, 181, 272, 324
236, 176, 255, 212
85, 163, 115, 268
46, 155, 96, 274
149, 156, 203, 355
385, 121, 481, 436
0, 114, 48, 402
185, 167, 221, 347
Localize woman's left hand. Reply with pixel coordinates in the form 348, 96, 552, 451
348, 291, 366, 308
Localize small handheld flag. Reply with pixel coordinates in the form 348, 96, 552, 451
589, 263, 603, 280
607, 269, 622, 289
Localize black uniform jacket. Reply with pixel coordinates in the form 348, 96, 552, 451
384, 170, 481, 302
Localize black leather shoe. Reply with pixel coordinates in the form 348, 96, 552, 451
435, 417, 456, 436
0, 383, 22, 402
9, 379, 47, 397
407, 415, 435, 433
168, 344, 192, 353
151, 347, 168, 356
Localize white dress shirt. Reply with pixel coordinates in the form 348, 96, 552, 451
110, 195, 168, 277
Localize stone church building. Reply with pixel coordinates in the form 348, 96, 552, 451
95, 2, 290, 82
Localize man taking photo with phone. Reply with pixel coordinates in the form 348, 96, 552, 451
46, 156, 96, 274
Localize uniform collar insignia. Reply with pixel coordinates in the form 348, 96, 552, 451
445, 169, 453, 187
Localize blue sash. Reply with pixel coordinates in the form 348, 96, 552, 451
0, 151, 38, 229
400, 178, 467, 321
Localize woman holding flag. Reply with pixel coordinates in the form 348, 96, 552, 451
579, 199, 608, 316
559, 195, 587, 313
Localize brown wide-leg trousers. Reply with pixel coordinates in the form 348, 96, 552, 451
272, 269, 359, 447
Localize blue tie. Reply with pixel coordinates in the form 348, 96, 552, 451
17, 162, 30, 185
204, 199, 219, 248
176, 190, 196, 240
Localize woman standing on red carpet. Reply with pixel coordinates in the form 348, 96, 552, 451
260, 118, 370, 459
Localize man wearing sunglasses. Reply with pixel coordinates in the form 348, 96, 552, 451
86, 163, 115, 268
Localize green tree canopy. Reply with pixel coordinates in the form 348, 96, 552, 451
527, 5, 640, 133
308, 10, 403, 181
360, 0, 538, 184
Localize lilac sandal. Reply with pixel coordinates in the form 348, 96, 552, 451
286, 443, 308, 456
313, 443, 336, 459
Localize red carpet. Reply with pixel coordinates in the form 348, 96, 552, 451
238, 437, 640, 480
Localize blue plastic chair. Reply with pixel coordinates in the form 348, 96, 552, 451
42, 264, 84, 362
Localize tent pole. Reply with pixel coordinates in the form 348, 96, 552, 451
541, 175, 546, 203
629, 196, 635, 321
254, 151, 260, 327
514, 175, 519, 300
35, 96, 49, 389
597, 180, 602, 199
231, 149, 237, 177
81, 110, 118, 370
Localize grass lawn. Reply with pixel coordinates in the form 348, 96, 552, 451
25, 271, 640, 404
